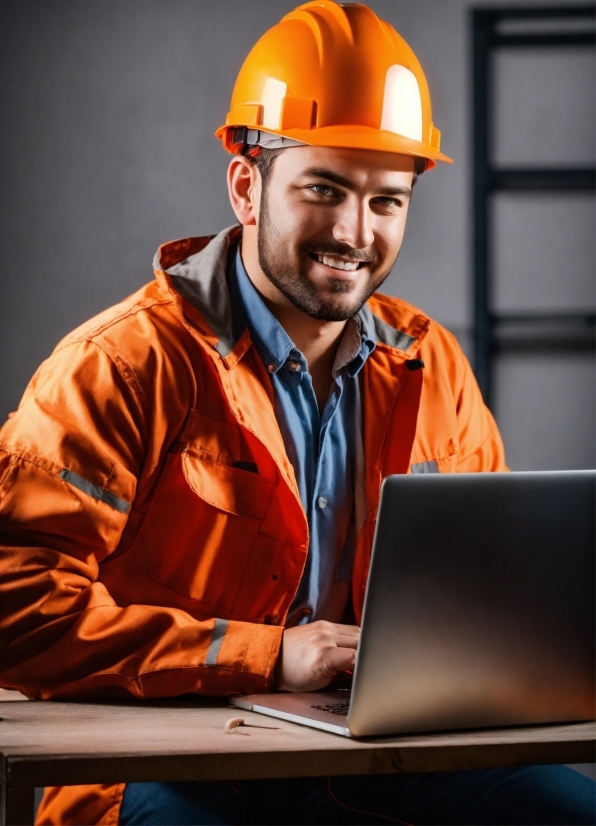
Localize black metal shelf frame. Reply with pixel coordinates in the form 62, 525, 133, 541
472, 5, 596, 403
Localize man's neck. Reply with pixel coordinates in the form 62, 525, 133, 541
270, 300, 346, 370
270, 303, 346, 411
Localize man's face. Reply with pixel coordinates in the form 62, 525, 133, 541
256, 146, 416, 321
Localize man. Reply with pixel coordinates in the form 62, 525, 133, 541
0, 2, 594, 824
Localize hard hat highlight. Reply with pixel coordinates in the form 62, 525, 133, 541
216, 0, 453, 169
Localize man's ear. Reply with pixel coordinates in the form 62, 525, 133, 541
227, 155, 261, 226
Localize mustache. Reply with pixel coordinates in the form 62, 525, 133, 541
299, 240, 379, 265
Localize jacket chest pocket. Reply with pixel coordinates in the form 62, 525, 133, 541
133, 411, 274, 612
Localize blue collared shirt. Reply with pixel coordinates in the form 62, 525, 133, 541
228, 246, 376, 625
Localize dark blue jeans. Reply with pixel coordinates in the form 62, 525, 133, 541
120, 766, 595, 825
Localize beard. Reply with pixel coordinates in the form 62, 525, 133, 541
256, 192, 396, 322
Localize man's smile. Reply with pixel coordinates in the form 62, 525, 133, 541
308, 252, 368, 276
311, 253, 362, 271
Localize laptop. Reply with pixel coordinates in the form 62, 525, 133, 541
230, 471, 596, 737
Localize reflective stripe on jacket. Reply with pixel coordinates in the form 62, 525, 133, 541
0, 226, 507, 824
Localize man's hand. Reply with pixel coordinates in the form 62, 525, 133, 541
275, 620, 359, 692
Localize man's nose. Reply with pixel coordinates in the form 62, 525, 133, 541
332, 201, 374, 252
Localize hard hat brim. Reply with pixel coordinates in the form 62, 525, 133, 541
216, 123, 453, 168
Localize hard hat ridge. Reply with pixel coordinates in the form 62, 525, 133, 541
215, 0, 453, 168
283, 0, 356, 59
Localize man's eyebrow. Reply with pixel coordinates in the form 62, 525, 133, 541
376, 185, 413, 198
300, 167, 412, 198
301, 167, 356, 189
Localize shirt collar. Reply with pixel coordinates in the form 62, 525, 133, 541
229, 244, 376, 377
335, 314, 376, 378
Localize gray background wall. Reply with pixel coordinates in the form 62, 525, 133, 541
0, 0, 594, 469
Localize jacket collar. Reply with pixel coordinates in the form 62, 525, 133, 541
153, 226, 431, 362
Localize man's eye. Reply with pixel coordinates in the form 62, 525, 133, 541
374, 197, 401, 209
310, 184, 335, 196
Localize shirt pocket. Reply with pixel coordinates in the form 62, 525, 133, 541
133, 410, 274, 612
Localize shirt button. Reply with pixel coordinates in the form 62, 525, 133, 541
287, 361, 301, 372
317, 496, 328, 509
267, 364, 276, 373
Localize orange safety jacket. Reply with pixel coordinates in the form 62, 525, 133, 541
0, 226, 507, 825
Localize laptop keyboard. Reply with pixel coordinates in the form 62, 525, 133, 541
310, 702, 350, 716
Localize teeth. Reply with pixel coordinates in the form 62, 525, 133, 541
316, 254, 359, 272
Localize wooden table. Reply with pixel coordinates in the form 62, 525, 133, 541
1, 693, 594, 826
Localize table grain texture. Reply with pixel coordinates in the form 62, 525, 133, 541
1, 693, 594, 825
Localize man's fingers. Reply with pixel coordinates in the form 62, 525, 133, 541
278, 621, 359, 691
324, 646, 357, 677
318, 622, 359, 645
333, 633, 359, 649
326, 623, 359, 649
332, 623, 360, 636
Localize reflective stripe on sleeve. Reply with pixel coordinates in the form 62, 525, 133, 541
411, 460, 439, 474
204, 618, 229, 666
59, 469, 131, 513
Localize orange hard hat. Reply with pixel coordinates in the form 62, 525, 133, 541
215, 0, 452, 169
